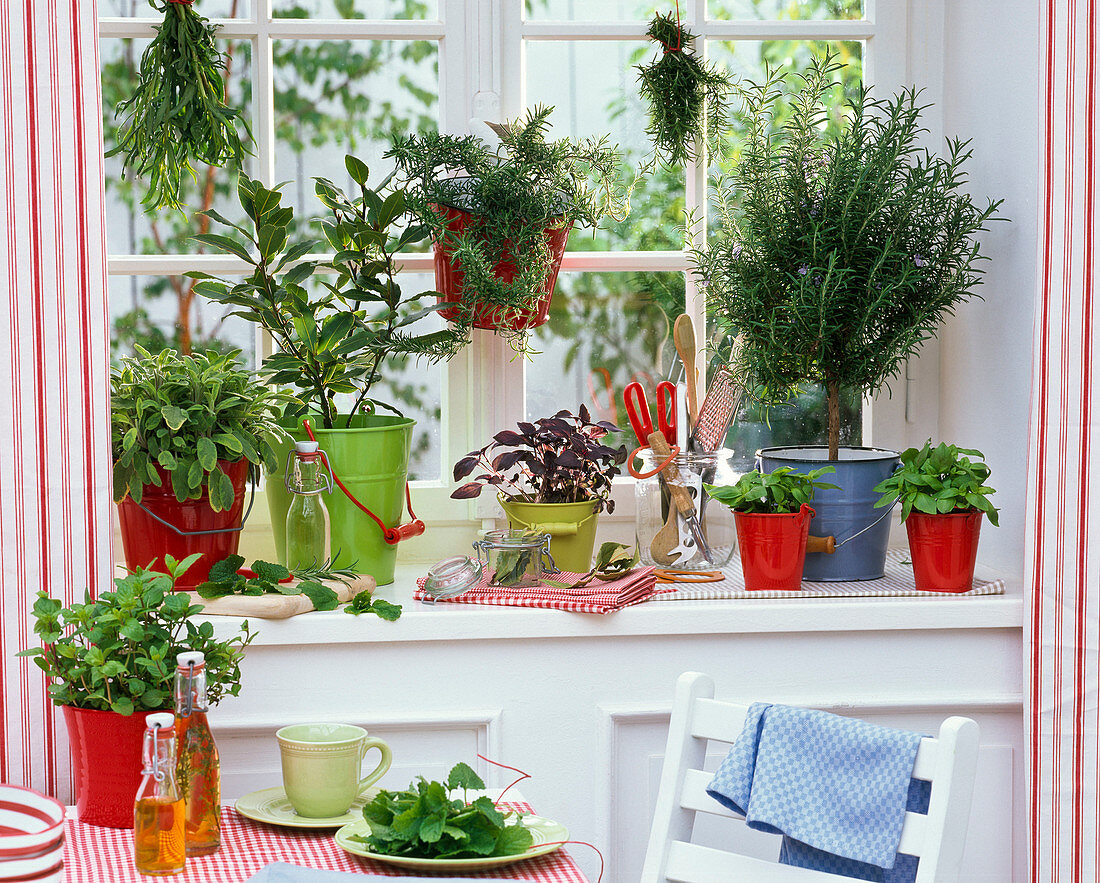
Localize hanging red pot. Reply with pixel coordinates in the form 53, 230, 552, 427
734, 504, 814, 591
63, 706, 157, 829
431, 203, 573, 332
116, 458, 251, 591
905, 509, 983, 593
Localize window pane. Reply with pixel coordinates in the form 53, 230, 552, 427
704, 41, 864, 457
109, 276, 258, 366
524, 0, 662, 20
273, 38, 438, 244
274, 0, 437, 18
525, 40, 685, 251
102, 0, 248, 17
708, 0, 862, 20
525, 271, 685, 451
102, 37, 254, 255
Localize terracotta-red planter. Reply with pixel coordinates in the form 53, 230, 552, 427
63, 706, 160, 829
734, 505, 814, 591
431, 203, 572, 332
905, 509, 983, 593
116, 458, 249, 591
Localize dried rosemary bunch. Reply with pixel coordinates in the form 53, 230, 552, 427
107, 0, 251, 211
636, 12, 731, 166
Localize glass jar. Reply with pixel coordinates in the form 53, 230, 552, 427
175, 652, 220, 857
635, 448, 740, 570
134, 713, 186, 876
473, 529, 557, 587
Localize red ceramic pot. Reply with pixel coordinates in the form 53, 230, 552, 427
905, 509, 983, 593
431, 203, 572, 332
734, 504, 814, 591
116, 458, 249, 591
62, 706, 159, 829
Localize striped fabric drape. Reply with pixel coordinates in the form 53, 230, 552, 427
1027, 1, 1100, 880
0, 3, 111, 799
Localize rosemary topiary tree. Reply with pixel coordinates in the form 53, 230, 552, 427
696, 53, 1004, 460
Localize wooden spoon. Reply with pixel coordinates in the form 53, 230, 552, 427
674, 314, 701, 428
650, 506, 682, 566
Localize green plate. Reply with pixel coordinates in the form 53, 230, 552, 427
234, 785, 380, 829
334, 814, 568, 870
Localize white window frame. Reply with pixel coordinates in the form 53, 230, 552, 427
100, 0, 927, 536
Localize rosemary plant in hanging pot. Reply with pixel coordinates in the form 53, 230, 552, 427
636, 10, 731, 166
386, 105, 628, 354
695, 51, 1005, 581
107, 0, 252, 211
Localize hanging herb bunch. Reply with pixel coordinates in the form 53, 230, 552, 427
636, 10, 731, 166
107, 0, 252, 211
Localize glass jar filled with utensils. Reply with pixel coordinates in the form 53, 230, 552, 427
634, 448, 740, 571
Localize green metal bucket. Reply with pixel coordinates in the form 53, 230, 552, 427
498, 496, 601, 574
267, 415, 414, 586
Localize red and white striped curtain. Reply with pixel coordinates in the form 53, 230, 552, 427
0, 3, 112, 798
1027, 1, 1100, 880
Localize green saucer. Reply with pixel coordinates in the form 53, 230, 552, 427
235, 785, 379, 829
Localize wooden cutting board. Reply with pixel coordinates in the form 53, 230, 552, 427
186, 574, 376, 619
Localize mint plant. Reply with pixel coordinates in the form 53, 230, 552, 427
355, 762, 533, 859
873, 440, 999, 525
706, 466, 837, 515
111, 347, 288, 511
18, 554, 255, 715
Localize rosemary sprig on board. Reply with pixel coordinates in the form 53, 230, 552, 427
290, 556, 360, 586
107, 0, 252, 211
636, 12, 731, 167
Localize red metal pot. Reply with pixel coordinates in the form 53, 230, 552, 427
431, 203, 572, 331
905, 509, 983, 593
734, 505, 814, 591
62, 706, 158, 829
116, 458, 250, 591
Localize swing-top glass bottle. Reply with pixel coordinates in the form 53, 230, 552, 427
175, 651, 220, 856
133, 712, 186, 876
285, 440, 333, 570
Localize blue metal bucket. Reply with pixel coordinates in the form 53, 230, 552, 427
756, 446, 901, 581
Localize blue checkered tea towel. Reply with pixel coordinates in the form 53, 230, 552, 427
706, 703, 924, 881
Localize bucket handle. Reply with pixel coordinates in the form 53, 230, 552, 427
504, 510, 599, 536
128, 475, 256, 537
303, 419, 425, 546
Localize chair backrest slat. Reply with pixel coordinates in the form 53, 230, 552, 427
641, 672, 981, 883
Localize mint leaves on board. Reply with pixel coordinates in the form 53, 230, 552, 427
354, 763, 533, 859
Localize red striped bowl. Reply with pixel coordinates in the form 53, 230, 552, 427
0, 863, 62, 883
0, 785, 64, 873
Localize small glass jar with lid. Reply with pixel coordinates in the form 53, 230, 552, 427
473, 529, 557, 587
634, 448, 740, 570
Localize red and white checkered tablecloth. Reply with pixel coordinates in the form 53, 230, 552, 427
62, 802, 588, 883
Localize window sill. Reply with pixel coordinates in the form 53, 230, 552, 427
199, 561, 1023, 647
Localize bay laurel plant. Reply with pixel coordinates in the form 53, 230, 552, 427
190, 159, 468, 429
387, 105, 628, 354
18, 554, 255, 715
111, 347, 288, 511
696, 52, 1005, 460
451, 406, 628, 512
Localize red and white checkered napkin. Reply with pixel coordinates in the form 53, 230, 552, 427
415, 566, 659, 614
62, 802, 587, 883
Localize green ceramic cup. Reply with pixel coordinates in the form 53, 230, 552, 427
276, 723, 393, 818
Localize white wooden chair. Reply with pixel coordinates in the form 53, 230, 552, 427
640, 672, 980, 883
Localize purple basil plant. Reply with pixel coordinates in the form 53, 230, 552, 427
451, 406, 628, 512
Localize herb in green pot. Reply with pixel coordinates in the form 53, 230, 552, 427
387, 106, 628, 354
636, 12, 731, 166
355, 762, 533, 859
17, 554, 255, 715
106, 0, 252, 211
696, 51, 1005, 460
191, 160, 468, 429
111, 347, 289, 511
706, 466, 837, 514
873, 440, 999, 525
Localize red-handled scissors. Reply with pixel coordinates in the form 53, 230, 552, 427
623, 381, 677, 448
